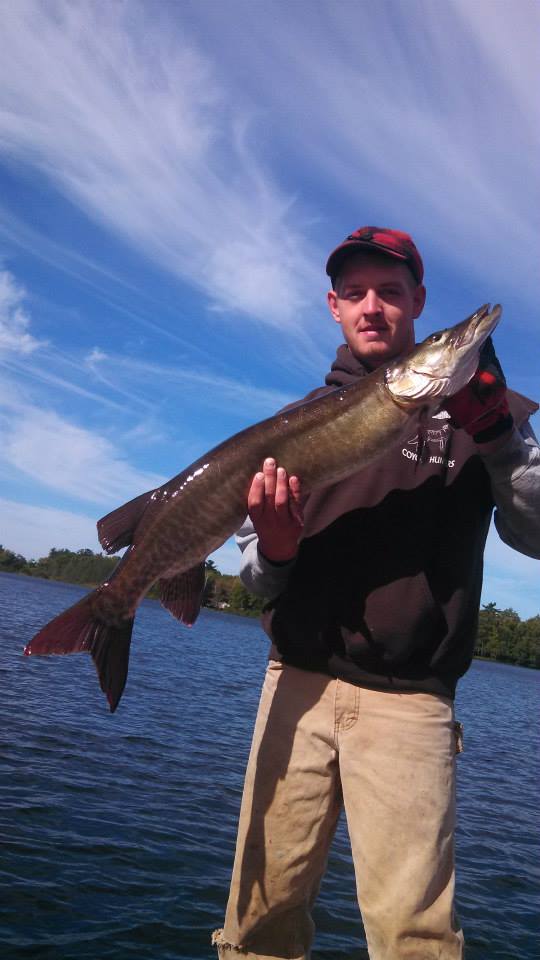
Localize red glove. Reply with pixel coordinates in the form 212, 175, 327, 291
445, 337, 513, 443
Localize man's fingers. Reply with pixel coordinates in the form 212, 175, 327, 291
263, 457, 277, 505
288, 475, 304, 525
248, 458, 303, 526
248, 458, 278, 515
274, 467, 290, 511
288, 475, 301, 503
247, 471, 266, 515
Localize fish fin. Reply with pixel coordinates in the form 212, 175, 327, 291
97, 489, 156, 554
89, 618, 134, 712
24, 593, 134, 713
159, 563, 206, 626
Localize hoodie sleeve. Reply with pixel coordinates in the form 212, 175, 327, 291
480, 421, 540, 559
235, 516, 296, 599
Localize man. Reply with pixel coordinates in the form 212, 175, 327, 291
212, 227, 540, 960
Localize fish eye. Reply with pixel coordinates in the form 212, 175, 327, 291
428, 333, 442, 343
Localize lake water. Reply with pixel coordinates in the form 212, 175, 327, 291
0, 572, 538, 959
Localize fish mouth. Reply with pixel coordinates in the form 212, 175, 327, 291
384, 302, 504, 406
451, 303, 501, 352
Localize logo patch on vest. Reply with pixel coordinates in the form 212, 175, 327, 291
402, 421, 455, 467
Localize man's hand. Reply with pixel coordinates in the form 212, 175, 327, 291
248, 457, 304, 564
445, 336, 513, 445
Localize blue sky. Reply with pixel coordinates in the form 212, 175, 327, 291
0, 0, 539, 616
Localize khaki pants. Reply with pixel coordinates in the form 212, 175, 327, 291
213, 661, 464, 960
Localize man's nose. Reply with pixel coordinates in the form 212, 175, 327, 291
363, 288, 381, 313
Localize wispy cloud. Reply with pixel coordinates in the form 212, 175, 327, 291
0, 498, 100, 560
0, 0, 321, 331
1, 354, 131, 413
0, 269, 132, 415
1, 0, 538, 613
2, 0, 537, 339
0, 202, 224, 355
0, 270, 45, 355
0, 497, 239, 577
183, 0, 539, 308
0, 395, 163, 505
84, 351, 294, 417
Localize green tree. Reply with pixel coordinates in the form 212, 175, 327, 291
476, 603, 531, 665
27, 547, 119, 583
514, 616, 540, 668
228, 580, 265, 616
0, 545, 27, 572
496, 608, 521, 662
476, 602, 499, 658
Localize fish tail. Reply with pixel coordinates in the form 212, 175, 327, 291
24, 591, 134, 713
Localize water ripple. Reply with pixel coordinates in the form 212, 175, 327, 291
1, 573, 538, 959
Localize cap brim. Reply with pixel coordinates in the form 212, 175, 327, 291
326, 240, 409, 279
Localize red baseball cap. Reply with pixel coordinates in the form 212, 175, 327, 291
326, 226, 424, 285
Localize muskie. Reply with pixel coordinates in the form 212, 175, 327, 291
25, 304, 501, 710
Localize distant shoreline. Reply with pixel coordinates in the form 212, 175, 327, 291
4, 570, 537, 669
0, 569, 261, 618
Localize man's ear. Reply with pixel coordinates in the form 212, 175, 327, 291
327, 289, 341, 324
412, 284, 427, 319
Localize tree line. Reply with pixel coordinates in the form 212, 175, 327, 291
0, 545, 265, 618
1, 545, 538, 667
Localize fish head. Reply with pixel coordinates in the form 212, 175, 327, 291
384, 303, 501, 405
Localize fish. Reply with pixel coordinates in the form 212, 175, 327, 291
24, 303, 501, 711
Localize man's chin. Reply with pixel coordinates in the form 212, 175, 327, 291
350, 340, 392, 368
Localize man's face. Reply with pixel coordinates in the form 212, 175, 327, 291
327, 254, 426, 368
